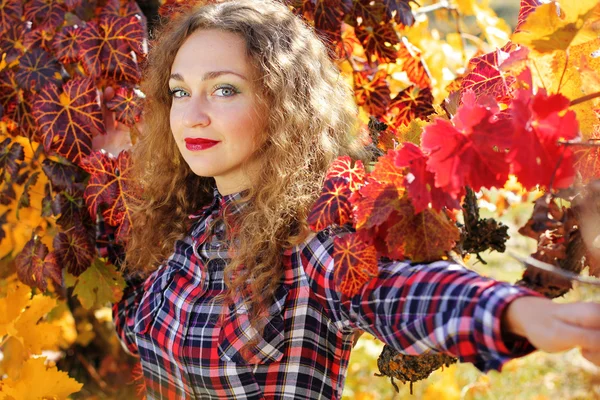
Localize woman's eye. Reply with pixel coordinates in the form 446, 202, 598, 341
169, 88, 189, 98
213, 85, 239, 97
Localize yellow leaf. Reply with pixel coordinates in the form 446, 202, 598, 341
0, 283, 31, 337
0, 357, 82, 400
14, 294, 61, 354
512, 1, 600, 53
398, 118, 427, 146
0, 337, 26, 380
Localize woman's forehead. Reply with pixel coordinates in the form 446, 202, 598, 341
170, 29, 253, 79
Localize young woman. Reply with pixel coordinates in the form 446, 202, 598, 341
96, 0, 600, 398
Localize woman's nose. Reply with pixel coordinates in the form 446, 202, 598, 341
182, 98, 211, 128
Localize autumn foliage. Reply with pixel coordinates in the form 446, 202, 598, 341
1, 0, 600, 398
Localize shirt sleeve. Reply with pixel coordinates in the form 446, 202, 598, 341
111, 275, 146, 356
297, 227, 545, 373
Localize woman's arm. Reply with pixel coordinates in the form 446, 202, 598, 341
298, 228, 600, 372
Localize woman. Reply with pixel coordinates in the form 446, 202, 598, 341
96, 0, 600, 398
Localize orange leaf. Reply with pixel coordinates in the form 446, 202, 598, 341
307, 176, 353, 231
386, 197, 460, 262
333, 233, 378, 297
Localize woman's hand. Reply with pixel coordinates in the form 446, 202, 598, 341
503, 296, 600, 365
92, 86, 134, 156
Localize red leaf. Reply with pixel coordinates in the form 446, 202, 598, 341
15, 236, 63, 292
53, 228, 95, 276
11, 91, 38, 140
80, 150, 137, 242
333, 233, 378, 297
421, 90, 513, 198
15, 48, 62, 91
41, 158, 87, 193
0, 22, 27, 64
355, 23, 399, 63
385, 197, 460, 262
79, 15, 145, 83
460, 43, 516, 104
100, 0, 145, 19
397, 37, 431, 88
515, 0, 543, 33
0, 0, 23, 33
354, 70, 391, 116
508, 88, 580, 190
0, 70, 18, 114
371, 150, 404, 189
24, 0, 66, 30
386, 85, 434, 128
574, 129, 600, 184
382, 0, 415, 27
52, 25, 82, 64
354, 179, 403, 230
33, 77, 105, 164
325, 156, 366, 192
0, 137, 24, 180
105, 85, 142, 126
307, 176, 353, 231
395, 143, 459, 213
314, 0, 346, 34
23, 27, 55, 52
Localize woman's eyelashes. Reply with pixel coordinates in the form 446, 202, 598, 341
168, 84, 240, 99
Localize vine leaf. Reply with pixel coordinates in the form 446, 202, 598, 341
79, 15, 145, 83
0, 0, 23, 31
355, 23, 399, 63
422, 90, 513, 198
395, 143, 459, 213
41, 158, 87, 193
14, 236, 63, 292
460, 43, 516, 104
52, 25, 82, 64
512, 0, 599, 53
0, 137, 24, 181
53, 228, 95, 276
33, 77, 104, 165
514, 0, 543, 33
386, 197, 461, 262
15, 48, 62, 91
386, 86, 434, 128
105, 85, 142, 126
354, 179, 403, 231
354, 70, 390, 116
0, 357, 83, 399
68, 258, 127, 310
325, 155, 366, 192
508, 83, 580, 190
396, 37, 431, 89
80, 150, 137, 242
333, 233, 378, 297
308, 176, 353, 231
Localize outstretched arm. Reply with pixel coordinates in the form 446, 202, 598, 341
299, 228, 600, 371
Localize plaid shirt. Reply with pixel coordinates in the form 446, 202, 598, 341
105, 187, 543, 400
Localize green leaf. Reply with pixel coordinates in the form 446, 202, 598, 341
71, 257, 126, 309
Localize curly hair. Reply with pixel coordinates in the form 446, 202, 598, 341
125, 0, 369, 325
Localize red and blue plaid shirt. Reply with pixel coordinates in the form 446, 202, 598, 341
103, 187, 543, 399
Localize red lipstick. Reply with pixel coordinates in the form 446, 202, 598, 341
184, 138, 220, 151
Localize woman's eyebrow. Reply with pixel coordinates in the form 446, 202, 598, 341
169, 70, 248, 82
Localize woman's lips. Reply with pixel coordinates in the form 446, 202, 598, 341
184, 138, 220, 151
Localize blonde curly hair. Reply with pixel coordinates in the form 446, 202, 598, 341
125, 0, 369, 323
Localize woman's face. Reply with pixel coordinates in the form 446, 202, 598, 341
169, 29, 265, 195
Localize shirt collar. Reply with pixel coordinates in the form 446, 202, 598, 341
188, 186, 250, 220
